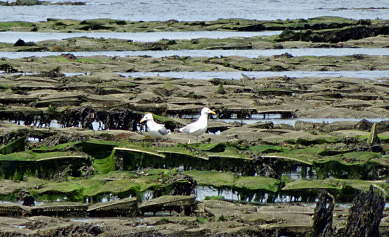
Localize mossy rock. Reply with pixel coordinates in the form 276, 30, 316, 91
187, 143, 227, 152
93, 149, 116, 174
32, 180, 84, 201
184, 170, 280, 193
287, 135, 341, 145
0, 136, 26, 155
248, 145, 285, 154
0, 151, 89, 180
28, 170, 195, 202
263, 147, 326, 165
82, 140, 120, 159
0, 151, 35, 161
207, 147, 251, 159
235, 176, 279, 192
256, 88, 293, 96
157, 146, 209, 166
80, 177, 141, 200
313, 151, 384, 167
313, 152, 387, 179
283, 179, 343, 191
32, 141, 82, 153
88, 197, 138, 217
282, 178, 388, 201
80, 19, 127, 26
114, 146, 165, 170
183, 170, 235, 188
204, 196, 225, 200
0, 21, 36, 31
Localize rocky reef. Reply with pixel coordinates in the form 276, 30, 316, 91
0, 16, 388, 236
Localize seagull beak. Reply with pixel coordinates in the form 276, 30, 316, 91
140, 118, 146, 123
210, 110, 216, 114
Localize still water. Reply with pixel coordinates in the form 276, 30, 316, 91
0, 0, 387, 22
0, 31, 280, 43
1, 48, 389, 59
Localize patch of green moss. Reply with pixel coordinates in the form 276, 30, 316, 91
93, 150, 116, 174
80, 19, 126, 26
315, 151, 383, 166
115, 146, 165, 170
235, 176, 279, 192
116, 83, 139, 88
34, 151, 86, 160
0, 136, 26, 155
288, 135, 341, 145
184, 170, 235, 187
264, 147, 325, 165
187, 143, 227, 152
282, 178, 388, 200
0, 151, 35, 161
378, 134, 389, 142
76, 58, 101, 63
33, 180, 84, 201
283, 179, 343, 191
207, 147, 251, 160
32, 141, 82, 152
371, 154, 389, 166
249, 145, 285, 154
158, 146, 207, 160
162, 81, 176, 91
0, 21, 35, 31
82, 140, 119, 159
204, 196, 225, 200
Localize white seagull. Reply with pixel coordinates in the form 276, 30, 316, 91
140, 113, 170, 142
178, 107, 216, 143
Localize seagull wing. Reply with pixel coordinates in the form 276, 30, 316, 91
179, 121, 201, 134
157, 127, 170, 136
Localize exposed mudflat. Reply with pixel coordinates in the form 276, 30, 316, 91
0, 16, 388, 236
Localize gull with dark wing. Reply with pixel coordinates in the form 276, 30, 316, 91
140, 113, 170, 142
178, 107, 216, 143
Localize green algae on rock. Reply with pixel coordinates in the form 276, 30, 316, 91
282, 178, 388, 202
0, 17, 382, 33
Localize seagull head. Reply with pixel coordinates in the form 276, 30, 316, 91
201, 107, 216, 115
140, 113, 154, 123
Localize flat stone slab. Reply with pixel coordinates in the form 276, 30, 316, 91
88, 197, 138, 217
0, 202, 89, 217
0, 203, 27, 216
31, 202, 89, 216
139, 195, 196, 215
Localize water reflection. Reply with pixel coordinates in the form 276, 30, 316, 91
5, 117, 389, 131
195, 186, 239, 201
1, 48, 388, 59
194, 186, 318, 203
0, 31, 280, 44
220, 117, 389, 126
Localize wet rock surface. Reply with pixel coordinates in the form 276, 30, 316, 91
313, 191, 334, 237
0, 16, 388, 236
345, 185, 385, 236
